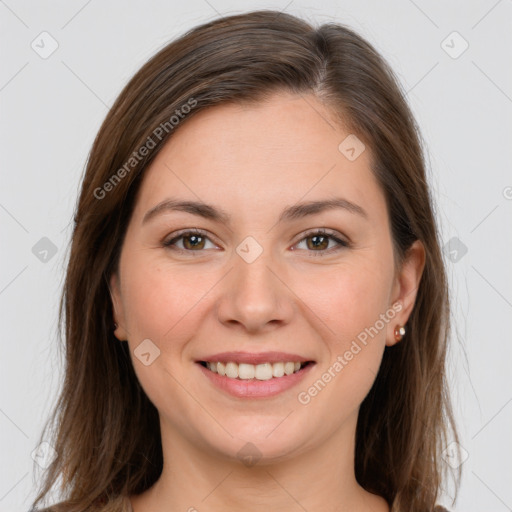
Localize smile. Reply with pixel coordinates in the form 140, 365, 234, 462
200, 361, 310, 380
196, 354, 316, 398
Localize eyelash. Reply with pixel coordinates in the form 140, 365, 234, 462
162, 228, 350, 256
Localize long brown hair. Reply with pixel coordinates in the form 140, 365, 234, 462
31, 10, 461, 512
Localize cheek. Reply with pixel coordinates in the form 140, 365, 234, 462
123, 260, 214, 332
120, 256, 215, 348
296, 266, 390, 426
297, 256, 393, 345
300, 257, 393, 416
119, 259, 212, 407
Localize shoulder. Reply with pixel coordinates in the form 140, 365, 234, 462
434, 506, 451, 512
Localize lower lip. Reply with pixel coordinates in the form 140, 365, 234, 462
196, 362, 315, 398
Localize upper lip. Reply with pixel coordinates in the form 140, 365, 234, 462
197, 351, 314, 365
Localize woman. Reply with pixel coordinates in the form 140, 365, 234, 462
31, 10, 461, 512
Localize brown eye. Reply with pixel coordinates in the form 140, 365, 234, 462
294, 229, 349, 255
182, 233, 206, 250
306, 234, 330, 251
163, 229, 217, 253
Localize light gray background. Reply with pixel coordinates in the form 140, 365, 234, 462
1, 1, 511, 511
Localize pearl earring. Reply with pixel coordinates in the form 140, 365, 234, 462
394, 324, 406, 341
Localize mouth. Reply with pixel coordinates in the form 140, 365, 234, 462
198, 360, 314, 380
195, 352, 316, 398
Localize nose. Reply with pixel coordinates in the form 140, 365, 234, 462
215, 247, 294, 334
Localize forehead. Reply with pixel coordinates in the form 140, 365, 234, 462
132, 92, 387, 225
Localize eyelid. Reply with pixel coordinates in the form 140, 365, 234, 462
163, 227, 219, 245
294, 227, 349, 244
162, 227, 350, 254
291, 227, 350, 252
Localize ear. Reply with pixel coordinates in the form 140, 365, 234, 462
109, 271, 128, 341
386, 240, 426, 347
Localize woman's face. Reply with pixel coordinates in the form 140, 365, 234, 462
110, 91, 424, 463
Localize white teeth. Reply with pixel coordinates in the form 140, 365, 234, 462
255, 363, 273, 380
204, 361, 305, 380
284, 362, 295, 375
225, 362, 238, 379
272, 362, 284, 378
238, 363, 255, 379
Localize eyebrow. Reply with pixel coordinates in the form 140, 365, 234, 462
142, 197, 368, 226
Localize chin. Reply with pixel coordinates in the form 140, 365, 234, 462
199, 417, 314, 465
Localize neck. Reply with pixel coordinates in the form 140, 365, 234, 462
130, 411, 389, 512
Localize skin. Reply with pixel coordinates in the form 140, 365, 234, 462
110, 91, 425, 512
